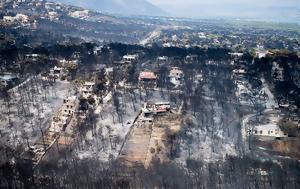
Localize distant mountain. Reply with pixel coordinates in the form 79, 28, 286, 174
51, 0, 167, 16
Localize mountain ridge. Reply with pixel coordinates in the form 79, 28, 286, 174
51, 0, 167, 16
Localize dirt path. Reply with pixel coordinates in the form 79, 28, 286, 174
119, 112, 182, 167
118, 116, 153, 166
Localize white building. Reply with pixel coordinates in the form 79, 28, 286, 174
25, 54, 43, 62
249, 116, 288, 138
250, 124, 287, 138
62, 96, 77, 116
48, 11, 58, 21
169, 67, 184, 86
70, 10, 90, 19
50, 96, 77, 132
3, 16, 15, 22
122, 54, 139, 63
233, 69, 247, 75
59, 59, 79, 70
49, 66, 67, 79
229, 52, 243, 58
3, 14, 29, 23
198, 32, 207, 39
142, 102, 171, 118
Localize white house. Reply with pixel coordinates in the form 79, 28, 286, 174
48, 11, 58, 21
62, 96, 77, 116
122, 54, 139, 63
142, 101, 171, 118
233, 69, 247, 75
198, 32, 206, 39
139, 71, 157, 88
249, 124, 287, 138
49, 66, 67, 79
59, 59, 79, 70
50, 96, 77, 133
3, 14, 29, 23
25, 54, 43, 62
3, 16, 15, 22
249, 116, 288, 138
229, 52, 243, 58
169, 67, 184, 86
70, 10, 90, 19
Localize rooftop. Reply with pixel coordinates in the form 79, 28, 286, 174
0, 74, 18, 81
83, 81, 95, 86
139, 71, 157, 80
123, 55, 138, 59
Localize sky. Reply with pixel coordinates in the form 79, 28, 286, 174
149, 0, 300, 22
150, 0, 299, 8
53, 0, 300, 23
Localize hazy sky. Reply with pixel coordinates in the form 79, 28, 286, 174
150, 0, 299, 7
149, 0, 300, 21
53, 0, 299, 22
